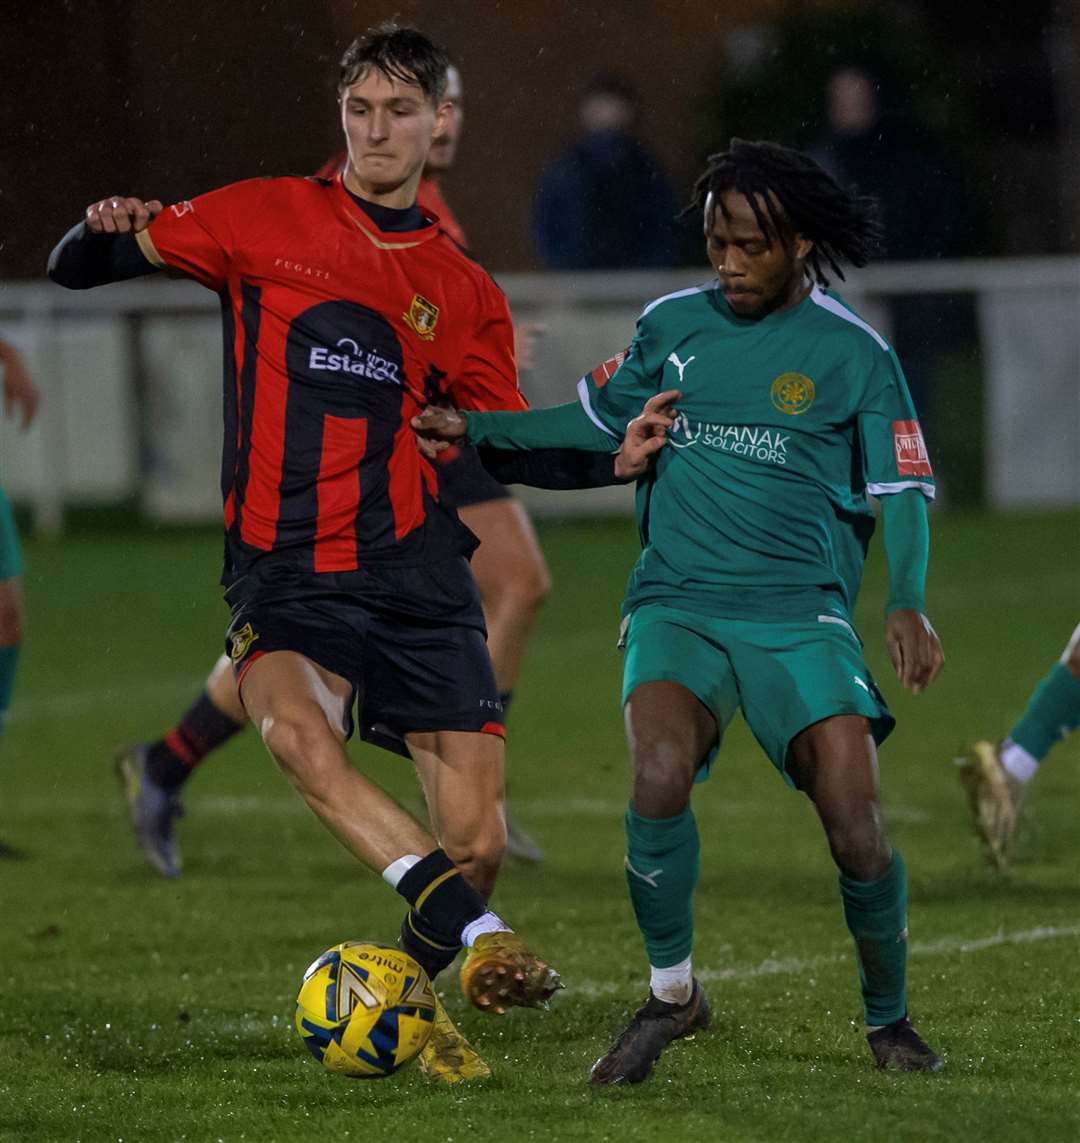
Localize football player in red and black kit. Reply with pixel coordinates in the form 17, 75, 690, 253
48, 24, 644, 1083
109, 60, 548, 874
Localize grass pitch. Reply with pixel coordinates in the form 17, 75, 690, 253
1, 509, 1078, 1142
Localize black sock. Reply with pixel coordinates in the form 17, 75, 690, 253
146, 691, 244, 789
394, 850, 486, 979
399, 910, 464, 981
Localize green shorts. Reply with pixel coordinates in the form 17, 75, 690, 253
0, 490, 23, 581
620, 602, 894, 786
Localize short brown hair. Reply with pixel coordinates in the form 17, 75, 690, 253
338, 23, 449, 104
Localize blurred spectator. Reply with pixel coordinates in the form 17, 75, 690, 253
532, 75, 678, 269
810, 66, 971, 261
810, 66, 977, 445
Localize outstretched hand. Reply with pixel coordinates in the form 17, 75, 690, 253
614, 389, 682, 480
885, 609, 944, 694
411, 406, 468, 461
85, 196, 164, 234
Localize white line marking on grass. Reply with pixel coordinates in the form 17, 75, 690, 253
10, 676, 203, 723
572, 923, 1080, 997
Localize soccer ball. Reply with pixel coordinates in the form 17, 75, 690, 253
294, 941, 437, 1078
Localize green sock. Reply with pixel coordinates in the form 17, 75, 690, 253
839, 850, 908, 1026
1010, 664, 1080, 763
0, 646, 19, 735
624, 804, 699, 969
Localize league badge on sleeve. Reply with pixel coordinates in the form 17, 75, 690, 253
892, 420, 933, 476
403, 294, 440, 341
589, 348, 628, 388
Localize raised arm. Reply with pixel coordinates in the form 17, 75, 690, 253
47, 196, 162, 289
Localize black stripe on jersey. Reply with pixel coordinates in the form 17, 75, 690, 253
234, 280, 262, 536
219, 290, 238, 504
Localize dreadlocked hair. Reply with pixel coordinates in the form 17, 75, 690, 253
686, 139, 884, 286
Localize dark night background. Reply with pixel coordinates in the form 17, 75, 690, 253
2, 0, 1077, 276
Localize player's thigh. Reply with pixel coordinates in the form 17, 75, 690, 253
205, 652, 246, 723
787, 714, 880, 804
238, 650, 353, 745
729, 615, 894, 786
622, 604, 736, 779
458, 497, 550, 607
407, 729, 506, 852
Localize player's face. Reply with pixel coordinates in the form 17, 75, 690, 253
705, 191, 812, 318
425, 66, 463, 174
340, 68, 450, 202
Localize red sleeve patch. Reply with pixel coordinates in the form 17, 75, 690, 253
892, 420, 933, 477
589, 348, 629, 388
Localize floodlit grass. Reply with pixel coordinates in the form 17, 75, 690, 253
1, 510, 1077, 1142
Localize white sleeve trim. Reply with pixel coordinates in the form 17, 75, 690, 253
639, 279, 717, 319
809, 287, 891, 351
576, 376, 620, 439
867, 480, 936, 500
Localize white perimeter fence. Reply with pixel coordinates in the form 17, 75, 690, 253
0, 258, 1077, 534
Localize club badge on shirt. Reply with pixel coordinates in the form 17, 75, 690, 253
403, 294, 440, 341
229, 622, 260, 663
770, 372, 816, 415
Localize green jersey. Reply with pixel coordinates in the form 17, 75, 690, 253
469, 279, 934, 622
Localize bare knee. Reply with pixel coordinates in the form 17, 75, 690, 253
488, 559, 551, 623
825, 817, 890, 881
632, 737, 699, 818
261, 707, 344, 799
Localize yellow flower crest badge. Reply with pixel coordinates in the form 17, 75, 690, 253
229, 622, 259, 663
403, 294, 439, 341
770, 372, 816, 415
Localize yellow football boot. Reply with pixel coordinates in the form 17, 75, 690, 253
956, 741, 1023, 868
417, 996, 491, 1083
459, 930, 562, 1014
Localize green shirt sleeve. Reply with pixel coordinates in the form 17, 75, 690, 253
462, 309, 669, 453
464, 400, 616, 452
577, 331, 664, 437
880, 488, 930, 614
858, 347, 936, 501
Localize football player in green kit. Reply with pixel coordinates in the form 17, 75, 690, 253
414, 139, 946, 1081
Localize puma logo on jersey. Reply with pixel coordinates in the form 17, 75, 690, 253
667, 352, 696, 384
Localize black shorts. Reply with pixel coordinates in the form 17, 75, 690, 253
223, 557, 504, 758
437, 445, 511, 509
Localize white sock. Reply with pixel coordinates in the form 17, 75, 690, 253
461, 911, 511, 947
650, 956, 693, 1004
380, 854, 421, 889
1000, 738, 1038, 784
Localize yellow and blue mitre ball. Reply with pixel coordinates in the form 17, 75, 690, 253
295, 941, 437, 1078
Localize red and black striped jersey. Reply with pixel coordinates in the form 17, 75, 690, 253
139, 174, 526, 581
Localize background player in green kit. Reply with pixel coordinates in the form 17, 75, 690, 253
957, 622, 1080, 868
415, 139, 946, 1080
